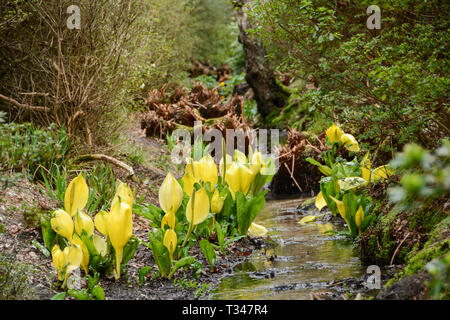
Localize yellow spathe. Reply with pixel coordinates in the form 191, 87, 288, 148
64, 174, 89, 217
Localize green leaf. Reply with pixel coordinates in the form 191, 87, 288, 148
138, 266, 152, 285
121, 237, 139, 267
224, 235, 246, 246
215, 222, 225, 248
40, 215, 56, 251
80, 232, 97, 258
32, 239, 50, 257
306, 157, 332, 176
171, 256, 197, 277
218, 190, 234, 220
149, 231, 171, 277
199, 239, 216, 269
236, 191, 267, 235
68, 289, 90, 300
91, 285, 105, 300
51, 292, 66, 300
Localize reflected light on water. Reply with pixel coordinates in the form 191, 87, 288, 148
213, 198, 363, 300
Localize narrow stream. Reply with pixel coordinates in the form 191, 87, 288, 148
213, 198, 364, 300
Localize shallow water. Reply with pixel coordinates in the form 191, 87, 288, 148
213, 198, 363, 300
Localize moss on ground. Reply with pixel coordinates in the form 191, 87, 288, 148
360, 195, 449, 297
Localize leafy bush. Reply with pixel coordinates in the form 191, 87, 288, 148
0, 0, 198, 146
388, 140, 450, 207
189, 0, 238, 66
0, 122, 70, 179
247, 0, 449, 161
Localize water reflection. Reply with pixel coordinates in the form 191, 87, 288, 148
213, 198, 363, 300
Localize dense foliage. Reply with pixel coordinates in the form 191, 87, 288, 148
247, 0, 449, 162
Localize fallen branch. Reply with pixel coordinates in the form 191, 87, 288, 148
390, 233, 409, 265
0, 94, 50, 112
73, 154, 136, 180
283, 162, 303, 192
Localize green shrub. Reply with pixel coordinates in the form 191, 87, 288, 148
247, 0, 449, 161
0, 122, 70, 179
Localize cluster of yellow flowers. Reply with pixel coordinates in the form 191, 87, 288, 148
50, 175, 133, 286
326, 124, 360, 152
310, 124, 394, 235
50, 148, 273, 283
158, 150, 269, 255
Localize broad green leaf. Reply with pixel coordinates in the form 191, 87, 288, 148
51, 292, 66, 300
199, 239, 216, 269
138, 266, 152, 285
236, 191, 267, 235
40, 214, 56, 251
91, 285, 105, 300
149, 231, 171, 277
68, 289, 90, 300
215, 221, 225, 248
121, 237, 139, 267
171, 256, 197, 276
32, 239, 50, 258
306, 157, 332, 176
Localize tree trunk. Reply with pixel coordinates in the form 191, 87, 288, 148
235, 0, 288, 119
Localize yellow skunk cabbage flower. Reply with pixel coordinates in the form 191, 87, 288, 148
94, 210, 108, 237
211, 189, 225, 214
106, 201, 133, 279
93, 234, 108, 257
161, 212, 176, 230
247, 222, 268, 237
250, 151, 265, 176
326, 124, 343, 143
159, 172, 184, 215
225, 163, 255, 198
234, 149, 248, 164
72, 234, 89, 274
360, 152, 392, 183
371, 165, 393, 182
74, 210, 94, 237
159, 172, 184, 229
341, 133, 360, 152
360, 152, 371, 184
219, 154, 233, 177
51, 209, 74, 241
181, 167, 197, 196
338, 177, 367, 191
329, 195, 348, 225
315, 191, 327, 211
182, 188, 210, 247
52, 245, 66, 280
62, 243, 83, 285
64, 174, 89, 217
111, 181, 134, 208
355, 206, 365, 233
163, 229, 177, 262
186, 188, 210, 226
298, 214, 325, 225
192, 154, 218, 188
53, 243, 83, 288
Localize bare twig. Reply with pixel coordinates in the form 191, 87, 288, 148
0, 94, 50, 112
73, 154, 135, 179
390, 233, 409, 265
283, 162, 303, 192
